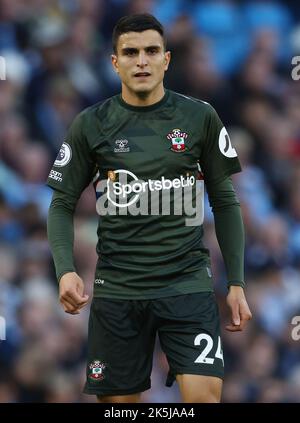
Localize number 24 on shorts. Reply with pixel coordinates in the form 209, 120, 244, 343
194, 334, 224, 365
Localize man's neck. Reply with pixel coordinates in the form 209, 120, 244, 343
121, 84, 165, 107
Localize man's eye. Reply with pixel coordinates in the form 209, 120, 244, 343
148, 49, 158, 54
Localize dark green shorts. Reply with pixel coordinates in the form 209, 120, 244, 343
83, 292, 224, 396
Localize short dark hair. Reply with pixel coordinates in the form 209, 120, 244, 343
112, 13, 166, 54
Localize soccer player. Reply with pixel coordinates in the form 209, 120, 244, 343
47, 14, 252, 403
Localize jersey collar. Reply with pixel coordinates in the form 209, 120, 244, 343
117, 89, 169, 112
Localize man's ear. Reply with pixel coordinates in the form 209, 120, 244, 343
111, 54, 119, 73
164, 51, 171, 71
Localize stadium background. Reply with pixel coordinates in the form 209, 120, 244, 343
0, 0, 300, 403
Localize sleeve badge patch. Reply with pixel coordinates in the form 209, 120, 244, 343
54, 142, 72, 167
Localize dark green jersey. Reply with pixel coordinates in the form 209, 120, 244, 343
47, 90, 241, 299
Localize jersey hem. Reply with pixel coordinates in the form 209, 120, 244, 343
166, 368, 224, 388
92, 285, 214, 300
83, 382, 151, 396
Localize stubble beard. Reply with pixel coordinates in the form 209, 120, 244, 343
131, 79, 161, 100
135, 89, 151, 100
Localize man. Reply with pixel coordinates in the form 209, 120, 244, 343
47, 14, 252, 403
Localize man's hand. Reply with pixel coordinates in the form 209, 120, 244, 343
59, 272, 89, 315
226, 285, 252, 332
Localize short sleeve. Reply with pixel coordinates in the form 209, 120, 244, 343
199, 105, 242, 184
46, 113, 96, 198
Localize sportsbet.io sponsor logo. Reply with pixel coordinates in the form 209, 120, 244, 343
54, 142, 72, 167
107, 169, 196, 208
95, 169, 204, 226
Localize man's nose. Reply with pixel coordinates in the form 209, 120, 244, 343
137, 51, 148, 67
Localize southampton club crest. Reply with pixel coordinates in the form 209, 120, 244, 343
167, 128, 188, 153
88, 360, 106, 381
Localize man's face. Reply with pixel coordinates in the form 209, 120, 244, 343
111, 30, 170, 95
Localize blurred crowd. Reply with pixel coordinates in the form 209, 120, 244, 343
1, 0, 300, 403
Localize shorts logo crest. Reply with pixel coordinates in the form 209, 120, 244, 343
167, 129, 188, 152
88, 360, 106, 381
